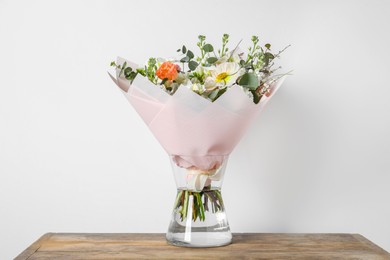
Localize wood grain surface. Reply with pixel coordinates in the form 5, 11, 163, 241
15, 233, 390, 260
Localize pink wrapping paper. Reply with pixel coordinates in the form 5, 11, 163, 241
109, 57, 285, 171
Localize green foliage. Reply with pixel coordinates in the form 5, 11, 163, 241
188, 60, 198, 71
124, 67, 137, 81
264, 52, 275, 66
250, 89, 261, 104
208, 88, 227, 101
186, 50, 194, 59
146, 58, 158, 83
110, 34, 289, 105
238, 73, 259, 90
161, 78, 168, 85
136, 67, 146, 76
119, 61, 127, 77
180, 56, 190, 63
203, 44, 214, 53
207, 57, 218, 64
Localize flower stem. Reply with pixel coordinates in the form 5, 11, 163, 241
174, 187, 224, 222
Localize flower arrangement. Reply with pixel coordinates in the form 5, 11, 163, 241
109, 34, 289, 247
111, 34, 289, 104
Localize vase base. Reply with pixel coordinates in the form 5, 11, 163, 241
166, 231, 232, 248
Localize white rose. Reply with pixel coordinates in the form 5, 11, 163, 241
204, 77, 217, 91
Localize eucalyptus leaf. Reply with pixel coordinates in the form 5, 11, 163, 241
182, 45, 187, 54
124, 67, 133, 77
187, 50, 194, 59
180, 56, 190, 63
129, 71, 137, 81
264, 52, 275, 65
265, 52, 274, 59
238, 73, 259, 90
188, 60, 198, 71
207, 57, 218, 64
203, 44, 214, 52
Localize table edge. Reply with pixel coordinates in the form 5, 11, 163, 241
14, 233, 54, 260
14, 232, 390, 259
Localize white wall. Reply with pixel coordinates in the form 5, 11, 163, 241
1, 0, 390, 258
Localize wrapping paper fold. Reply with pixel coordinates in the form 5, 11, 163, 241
109, 57, 285, 171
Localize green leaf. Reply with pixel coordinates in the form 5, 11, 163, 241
208, 89, 219, 100
203, 44, 214, 52
119, 61, 127, 76
161, 78, 168, 84
136, 68, 146, 76
250, 90, 261, 104
182, 191, 189, 219
208, 88, 227, 101
180, 56, 190, 63
239, 60, 246, 66
182, 45, 187, 54
238, 73, 259, 90
177, 49, 181, 52
265, 43, 271, 49
187, 50, 194, 59
124, 66, 137, 81
265, 52, 274, 59
264, 52, 275, 65
124, 67, 133, 77
148, 58, 156, 66
130, 71, 137, 81
207, 57, 218, 64
188, 60, 198, 71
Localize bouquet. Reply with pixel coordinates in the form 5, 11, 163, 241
109, 34, 289, 247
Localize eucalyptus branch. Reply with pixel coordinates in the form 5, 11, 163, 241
228, 39, 243, 61
274, 44, 291, 58
265, 70, 293, 85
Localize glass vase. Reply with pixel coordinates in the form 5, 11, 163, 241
166, 155, 232, 247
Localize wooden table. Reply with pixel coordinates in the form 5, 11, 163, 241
15, 233, 390, 259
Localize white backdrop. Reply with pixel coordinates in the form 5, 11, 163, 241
1, 0, 390, 258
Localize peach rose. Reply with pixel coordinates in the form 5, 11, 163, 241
156, 62, 179, 81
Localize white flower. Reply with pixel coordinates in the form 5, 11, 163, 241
194, 65, 205, 75
204, 77, 217, 91
191, 83, 205, 94
210, 62, 243, 88
175, 73, 188, 85
194, 64, 214, 76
